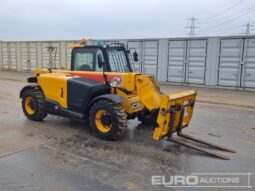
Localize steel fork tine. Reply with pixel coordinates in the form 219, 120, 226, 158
168, 137, 230, 160
177, 132, 236, 153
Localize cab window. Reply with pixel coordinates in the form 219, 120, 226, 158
74, 48, 104, 71
107, 48, 130, 72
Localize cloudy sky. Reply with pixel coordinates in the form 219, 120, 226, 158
0, 0, 254, 40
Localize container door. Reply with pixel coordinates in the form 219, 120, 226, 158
218, 39, 243, 87
142, 41, 158, 78
2, 42, 17, 70
186, 40, 207, 84
21, 42, 37, 71
0, 42, 2, 70
242, 38, 255, 88
167, 40, 186, 83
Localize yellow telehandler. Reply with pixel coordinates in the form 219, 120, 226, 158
20, 39, 235, 159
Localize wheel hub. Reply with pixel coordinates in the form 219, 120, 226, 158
29, 100, 36, 110
95, 109, 112, 133
25, 96, 36, 115
101, 114, 111, 126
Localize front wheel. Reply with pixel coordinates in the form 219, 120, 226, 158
89, 100, 127, 140
21, 88, 47, 121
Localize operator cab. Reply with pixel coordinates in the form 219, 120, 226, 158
71, 43, 138, 73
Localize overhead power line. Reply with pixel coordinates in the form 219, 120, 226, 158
201, 5, 255, 31
201, 2, 255, 25
200, 22, 255, 36
202, 0, 247, 21
202, 24, 244, 33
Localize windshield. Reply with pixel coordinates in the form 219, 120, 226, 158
107, 48, 131, 72
73, 48, 104, 72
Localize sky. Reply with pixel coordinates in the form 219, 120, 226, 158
0, 0, 254, 40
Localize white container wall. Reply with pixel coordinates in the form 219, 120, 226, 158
167, 39, 207, 84
167, 40, 187, 83
127, 41, 142, 72
217, 37, 255, 89
20, 42, 37, 71
218, 38, 243, 87
65, 41, 79, 68
142, 41, 159, 77
0, 36, 255, 90
2, 42, 17, 70
0, 41, 2, 70
242, 38, 255, 88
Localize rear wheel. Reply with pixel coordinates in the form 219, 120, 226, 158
89, 100, 127, 140
21, 88, 47, 121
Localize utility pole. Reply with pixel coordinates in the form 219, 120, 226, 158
185, 17, 199, 37
244, 22, 253, 36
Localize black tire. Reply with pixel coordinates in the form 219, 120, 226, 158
138, 111, 158, 126
89, 100, 127, 140
21, 88, 47, 121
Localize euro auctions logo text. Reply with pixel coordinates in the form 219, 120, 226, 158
152, 175, 199, 186
151, 173, 253, 188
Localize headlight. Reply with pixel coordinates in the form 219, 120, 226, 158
131, 102, 141, 109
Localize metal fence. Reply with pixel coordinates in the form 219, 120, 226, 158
0, 36, 255, 90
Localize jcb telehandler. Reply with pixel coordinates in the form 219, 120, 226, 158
20, 39, 235, 159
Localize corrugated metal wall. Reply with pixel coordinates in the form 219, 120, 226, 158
167, 39, 207, 84
0, 36, 255, 90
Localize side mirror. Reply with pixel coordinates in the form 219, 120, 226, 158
133, 51, 138, 62
97, 54, 104, 68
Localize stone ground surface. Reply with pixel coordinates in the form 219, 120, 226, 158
0, 71, 254, 191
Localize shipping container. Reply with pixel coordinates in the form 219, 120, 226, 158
0, 36, 255, 90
